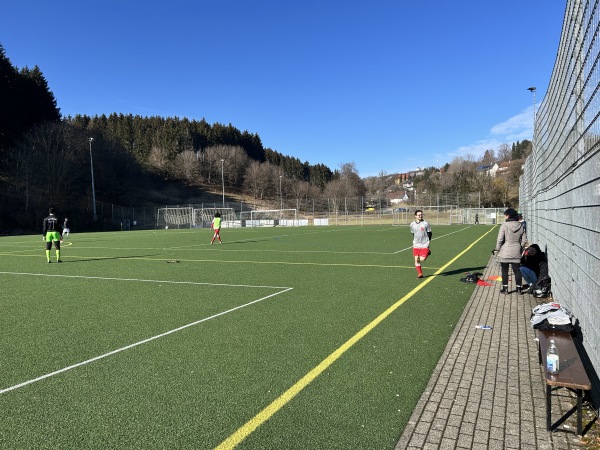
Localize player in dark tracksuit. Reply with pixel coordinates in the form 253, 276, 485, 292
42, 208, 63, 263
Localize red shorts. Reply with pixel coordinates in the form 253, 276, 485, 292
413, 248, 429, 258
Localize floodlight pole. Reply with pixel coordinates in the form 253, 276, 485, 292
527, 86, 537, 119
220, 159, 225, 208
279, 175, 283, 210
89, 137, 97, 221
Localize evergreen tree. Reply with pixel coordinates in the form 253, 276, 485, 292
0, 45, 60, 159
0, 44, 18, 157
240, 130, 265, 162
18, 65, 61, 124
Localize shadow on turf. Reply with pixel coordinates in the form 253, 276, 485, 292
52, 254, 161, 263
438, 266, 488, 277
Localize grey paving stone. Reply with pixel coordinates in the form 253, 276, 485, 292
425, 428, 443, 443
443, 424, 460, 440
473, 429, 490, 445
459, 421, 476, 435
439, 437, 458, 449
394, 255, 584, 450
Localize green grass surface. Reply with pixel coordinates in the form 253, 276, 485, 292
0, 225, 498, 449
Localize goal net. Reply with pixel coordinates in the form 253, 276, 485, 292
195, 208, 238, 228
157, 207, 237, 228
157, 207, 194, 228
239, 209, 298, 227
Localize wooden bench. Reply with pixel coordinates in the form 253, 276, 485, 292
537, 329, 592, 435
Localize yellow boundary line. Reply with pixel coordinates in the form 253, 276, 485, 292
215, 225, 497, 449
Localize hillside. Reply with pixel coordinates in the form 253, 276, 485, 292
124, 174, 273, 210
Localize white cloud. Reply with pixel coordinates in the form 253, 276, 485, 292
373, 107, 536, 176
490, 105, 534, 140
447, 106, 534, 162
451, 139, 503, 159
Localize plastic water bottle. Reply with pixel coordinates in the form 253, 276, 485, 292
547, 339, 559, 374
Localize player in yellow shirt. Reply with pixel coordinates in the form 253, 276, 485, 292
211, 212, 223, 244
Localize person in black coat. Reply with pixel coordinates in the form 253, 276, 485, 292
520, 243, 548, 294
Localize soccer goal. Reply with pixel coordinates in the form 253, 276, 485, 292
239, 209, 298, 227
194, 208, 238, 228
157, 207, 237, 228
157, 207, 195, 228
449, 213, 463, 225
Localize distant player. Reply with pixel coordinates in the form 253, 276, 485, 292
62, 217, 70, 239
43, 208, 63, 263
211, 212, 223, 244
410, 209, 431, 278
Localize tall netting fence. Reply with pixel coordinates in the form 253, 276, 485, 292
520, 0, 600, 378
96, 199, 502, 230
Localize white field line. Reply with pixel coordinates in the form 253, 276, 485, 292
0, 275, 292, 395
0, 272, 291, 290
393, 226, 472, 254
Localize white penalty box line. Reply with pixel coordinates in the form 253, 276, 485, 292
0, 272, 293, 395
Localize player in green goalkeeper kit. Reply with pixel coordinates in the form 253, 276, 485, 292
42, 208, 63, 263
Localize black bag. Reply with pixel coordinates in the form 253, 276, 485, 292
460, 272, 482, 283
532, 276, 551, 298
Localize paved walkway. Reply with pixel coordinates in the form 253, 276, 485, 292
395, 257, 592, 449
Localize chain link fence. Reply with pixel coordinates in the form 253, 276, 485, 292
520, 0, 600, 381
95, 199, 505, 230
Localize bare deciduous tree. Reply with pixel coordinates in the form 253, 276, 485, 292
172, 150, 200, 184
202, 145, 249, 188
497, 143, 512, 162
481, 149, 496, 165
8, 121, 84, 212
243, 161, 276, 200
148, 145, 170, 175
323, 178, 346, 214
338, 162, 367, 197
493, 176, 510, 207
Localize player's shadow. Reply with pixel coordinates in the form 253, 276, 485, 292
63, 254, 160, 262
438, 266, 487, 277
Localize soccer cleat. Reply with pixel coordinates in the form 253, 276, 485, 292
47, 260, 51, 263
416, 274, 423, 279
57, 260, 63, 263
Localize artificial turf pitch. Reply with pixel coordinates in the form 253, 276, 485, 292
0, 225, 498, 449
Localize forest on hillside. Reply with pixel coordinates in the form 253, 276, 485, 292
0, 43, 527, 234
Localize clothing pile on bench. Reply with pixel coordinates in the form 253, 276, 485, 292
530, 302, 574, 332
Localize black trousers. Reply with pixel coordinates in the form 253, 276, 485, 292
501, 262, 523, 287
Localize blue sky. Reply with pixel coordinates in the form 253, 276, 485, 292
1, 1, 565, 177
